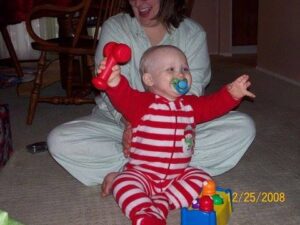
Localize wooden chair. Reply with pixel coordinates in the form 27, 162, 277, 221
25, 0, 124, 124
0, 0, 77, 90
0, 0, 32, 80
0, 26, 25, 79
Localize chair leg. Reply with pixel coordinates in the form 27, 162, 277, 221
66, 55, 74, 97
86, 55, 95, 76
26, 51, 46, 125
0, 26, 24, 79
0, 25, 25, 96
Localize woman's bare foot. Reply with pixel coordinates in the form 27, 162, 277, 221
101, 172, 119, 197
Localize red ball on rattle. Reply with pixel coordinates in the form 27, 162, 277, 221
92, 42, 131, 90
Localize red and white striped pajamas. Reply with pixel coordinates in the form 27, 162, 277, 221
112, 167, 211, 224
107, 76, 239, 225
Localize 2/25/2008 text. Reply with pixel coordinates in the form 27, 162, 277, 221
232, 192, 286, 203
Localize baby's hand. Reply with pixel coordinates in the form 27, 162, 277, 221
227, 74, 256, 100
97, 58, 121, 87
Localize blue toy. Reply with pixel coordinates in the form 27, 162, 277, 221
181, 180, 233, 225
171, 78, 190, 94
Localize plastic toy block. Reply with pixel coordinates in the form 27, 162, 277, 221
181, 207, 216, 225
181, 187, 232, 225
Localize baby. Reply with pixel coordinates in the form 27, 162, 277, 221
97, 45, 255, 225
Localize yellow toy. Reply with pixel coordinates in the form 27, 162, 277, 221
181, 180, 232, 225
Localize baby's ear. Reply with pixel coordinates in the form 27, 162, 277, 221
142, 73, 154, 87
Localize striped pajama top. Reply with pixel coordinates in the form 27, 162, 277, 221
107, 76, 239, 181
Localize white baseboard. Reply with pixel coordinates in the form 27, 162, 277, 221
256, 66, 300, 87
210, 45, 257, 56
232, 45, 257, 54
219, 52, 232, 57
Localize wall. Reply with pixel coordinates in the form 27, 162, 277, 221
191, 0, 299, 84
257, 0, 300, 84
190, 0, 219, 54
191, 0, 231, 55
218, 0, 232, 56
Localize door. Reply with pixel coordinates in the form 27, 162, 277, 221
232, 0, 258, 46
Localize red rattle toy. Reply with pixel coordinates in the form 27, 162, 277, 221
92, 42, 131, 90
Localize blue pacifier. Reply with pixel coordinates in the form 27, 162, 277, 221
172, 78, 190, 95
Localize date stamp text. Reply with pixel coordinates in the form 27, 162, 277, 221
232, 192, 286, 203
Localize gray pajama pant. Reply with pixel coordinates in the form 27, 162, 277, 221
47, 106, 255, 186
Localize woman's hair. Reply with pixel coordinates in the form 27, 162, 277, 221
123, 0, 187, 30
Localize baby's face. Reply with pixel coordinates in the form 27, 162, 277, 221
147, 48, 192, 101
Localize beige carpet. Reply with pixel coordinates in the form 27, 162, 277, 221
17, 60, 60, 96
0, 55, 299, 225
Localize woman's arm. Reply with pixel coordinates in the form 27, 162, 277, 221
94, 14, 132, 125
184, 19, 211, 97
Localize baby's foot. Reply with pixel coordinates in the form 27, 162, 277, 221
132, 212, 166, 225
100, 172, 119, 197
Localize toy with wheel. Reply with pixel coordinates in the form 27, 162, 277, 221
181, 180, 233, 225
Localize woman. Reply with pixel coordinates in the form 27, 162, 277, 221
47, 0, 255, 194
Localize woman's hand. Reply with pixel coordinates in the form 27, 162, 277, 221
121, 117, 132, 158
227, 74, 256, 100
